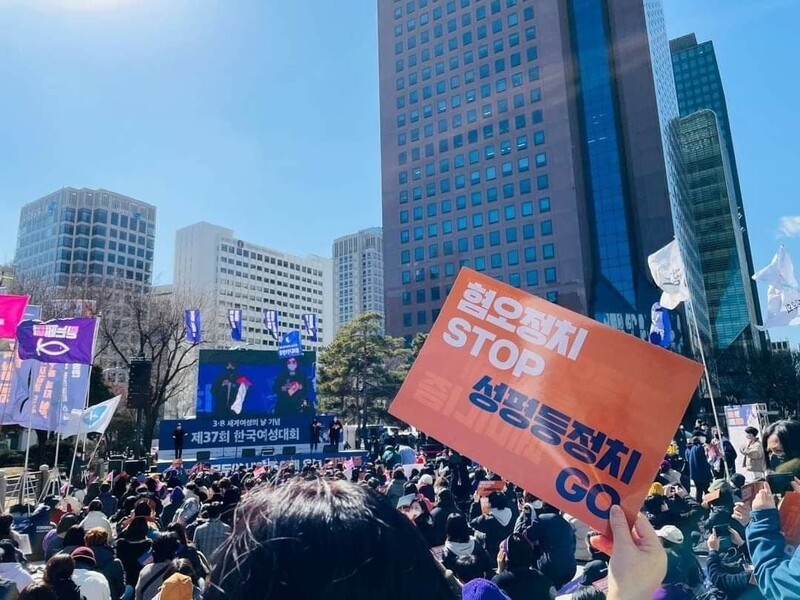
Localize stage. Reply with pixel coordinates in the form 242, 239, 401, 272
155, 449, 368, 472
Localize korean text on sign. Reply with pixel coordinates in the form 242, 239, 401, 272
390, 268, 703, 533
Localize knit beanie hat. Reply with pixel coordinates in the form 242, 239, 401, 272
461, 579, 510, 600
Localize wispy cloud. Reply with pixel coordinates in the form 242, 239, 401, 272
777, 216, 800, 238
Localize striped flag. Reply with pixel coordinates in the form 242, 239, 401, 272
264, 309, 280, 341
302, 313, 318, 342
185, 309, 201, 344
228, 308, 243, 342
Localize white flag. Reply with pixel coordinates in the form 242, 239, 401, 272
648, 240, 690, 310
61, 396, 121, 438
757, 286, 800, 330
753, 247, 800, 330
752, 246, 800, 291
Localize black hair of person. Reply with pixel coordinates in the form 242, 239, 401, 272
572, 586, 606, 600
445, 513, 472, 543
502, 533, 535, 569
763, 420, 800, 459
63, 526, 86, 548
161, 558, 199, 587
152, 532, 181, 563
18, 583, 58, 600
206, 478, 455, 600
44, 554, 75, 583
451, 554, 484, 584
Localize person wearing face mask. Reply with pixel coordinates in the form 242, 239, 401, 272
211, 362, 247, 417
514, 493, 543, 534
762, 420, 800, 477
272, 357, 311, 417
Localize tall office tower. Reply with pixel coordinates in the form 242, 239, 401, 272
14, 187, 156, 291
173, 222, 334, 350
671, 33, 763, 347
379, 0, 708, 344
680, 111, 762, 357
333, 227, 385, 332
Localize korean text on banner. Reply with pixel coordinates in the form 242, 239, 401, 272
389, 269, 704, 533
16, 318, 97, 364
0, 295, 29, 339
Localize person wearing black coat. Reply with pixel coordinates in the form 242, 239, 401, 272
470, 492, 515, 557
430, 490, 462, 547
685, 438, 713, 503
492, 533, 554, 600
440, 514, 492, 580
524, 507, 577, 590
97, 484, 118, 518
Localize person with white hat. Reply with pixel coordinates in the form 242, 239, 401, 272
655, 525, 702, 589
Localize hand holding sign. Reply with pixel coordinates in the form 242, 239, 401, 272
607, 506, 667, 600
389, 269, 703, 534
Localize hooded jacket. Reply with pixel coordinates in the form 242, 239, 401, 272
441, 537, 492, 576
470, 508, 514, 556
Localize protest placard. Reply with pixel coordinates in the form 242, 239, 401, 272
389, 269, 703, 533
779, 492, 800, 546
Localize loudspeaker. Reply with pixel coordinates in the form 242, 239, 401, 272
196, 451, 211, 461
127, 359, 152, 409
283, 446, 296, 455
108, 458, 123, 474
261, 447, 275, 456
323, 444, 337, 453
241, 448, 255, 458
123, 460, 146, 475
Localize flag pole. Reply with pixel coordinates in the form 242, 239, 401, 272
50, 368, 69, 492
19, 386, 36, 506
686, 300, 730, 480
67, 318, 100, 495
84, 432, 105, 474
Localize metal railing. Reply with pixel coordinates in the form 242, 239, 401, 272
0, 470, 44, 511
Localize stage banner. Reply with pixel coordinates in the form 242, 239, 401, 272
389, 268, 704, 534
724, 403, 766, 478
196, 349, 317, 418
158, 416, 312, 450
0, 352, 90, 431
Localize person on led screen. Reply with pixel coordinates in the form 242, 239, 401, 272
272, 356, 312, 417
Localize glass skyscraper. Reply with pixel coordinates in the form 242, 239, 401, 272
679, 111, 762, 357
670, 34, 762, 340
379, 0, 708, 347
14, 187, 156, 292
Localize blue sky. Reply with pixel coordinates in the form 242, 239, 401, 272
0, 0, 797, 341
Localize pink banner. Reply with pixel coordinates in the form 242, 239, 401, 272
0, 295, 29, 339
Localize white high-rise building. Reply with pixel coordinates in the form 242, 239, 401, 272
333, 227, 383, 332
173, 222, 334, 350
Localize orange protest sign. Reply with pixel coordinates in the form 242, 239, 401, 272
477, 480, 506, 497
779, 492, 800, 546
389, 269, 703, 533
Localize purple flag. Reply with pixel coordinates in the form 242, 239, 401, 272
16, 318, 97, 364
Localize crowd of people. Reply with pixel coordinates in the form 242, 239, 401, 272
0, 418, 797, 600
